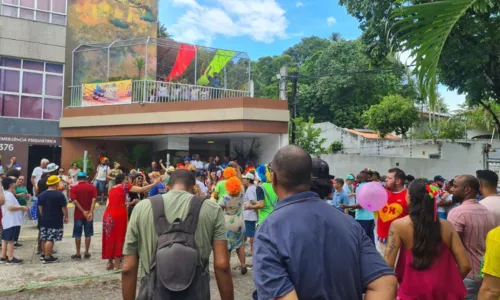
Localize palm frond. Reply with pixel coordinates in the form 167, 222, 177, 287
391, 0, 493, 109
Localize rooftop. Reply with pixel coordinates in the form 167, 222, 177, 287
346, 128, 402, 140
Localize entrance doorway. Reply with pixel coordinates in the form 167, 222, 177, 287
27, 145, 61, 192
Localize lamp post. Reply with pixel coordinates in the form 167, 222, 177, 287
277, 72, 299, 144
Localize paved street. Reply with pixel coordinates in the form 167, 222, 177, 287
0, 205, 255, 299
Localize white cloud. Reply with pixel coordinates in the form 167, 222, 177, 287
169, 0, 289, 45
296, 1, 303, 7
326, 16, 336, 26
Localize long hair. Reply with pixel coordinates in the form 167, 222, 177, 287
311, 178, 332, 200
408, 179, 442, 270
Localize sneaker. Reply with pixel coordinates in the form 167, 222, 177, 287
241, 267, 248, 275
0, 257, 7, 264
40, 254, 45, 261
43, 256, 59, 264
7, 258, 24, 265
14, 243, 23, 248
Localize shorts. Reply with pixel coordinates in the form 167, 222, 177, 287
94, 180, 106, 193
40, 227, 64, 242
244, 220, 257, 238
438, 212, 447, 220
2, 226, 21, 242
73, 219, 94, 238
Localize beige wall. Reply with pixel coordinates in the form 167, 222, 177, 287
0, 16, 66, 63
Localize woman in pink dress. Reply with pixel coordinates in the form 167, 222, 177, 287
384, 179, 471, 299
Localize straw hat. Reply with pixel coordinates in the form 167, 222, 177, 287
166, 166, 175, 173
46, 175, 61, 186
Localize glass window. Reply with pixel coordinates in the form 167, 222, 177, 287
19, 7, 33, 19
36, 10, 49, 22
45, 63, 63, 74
51, 0, 64, 13
37, 0, 50, 10
42, 98, 61, 120
0, 57, 21, 68
22, 72, 43, 94
0, 94, 20, 117
1, 5, 18, 17
20, 0, 34, 8
20, 96, 42, 118
0, 69, 20, 92
23, 60, 44, 71
51, 13, 65, 25
45, 74, 62, 97
3, 0, 20, 4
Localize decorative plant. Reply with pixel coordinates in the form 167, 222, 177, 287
330, 141, 343, 153
134, 56, 146, 79
72, 156, 94, 174
232, 138, 262, 166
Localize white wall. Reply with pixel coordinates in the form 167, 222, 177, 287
321, 153, 486, 180
0, 16, 66, 63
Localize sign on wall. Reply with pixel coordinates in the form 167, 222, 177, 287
82, 80, 132, 106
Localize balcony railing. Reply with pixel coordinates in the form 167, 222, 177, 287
68, 80, 251, 107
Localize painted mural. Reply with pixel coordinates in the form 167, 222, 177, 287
66, 0, 158, 85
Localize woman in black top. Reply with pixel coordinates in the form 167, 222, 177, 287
127, 174, 146, 218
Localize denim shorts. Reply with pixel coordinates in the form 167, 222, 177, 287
73, 219, 94, 238
94, 180, 106, 193
2, 226, 20, 242
244, 220, 257, 238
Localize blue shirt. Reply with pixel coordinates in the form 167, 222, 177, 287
355, 183, 374, 221
149, 183, 166, 197
331, 189, 350, 208
252, 191, 394, 300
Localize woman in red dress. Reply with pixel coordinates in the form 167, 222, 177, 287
102, 174, 159, 271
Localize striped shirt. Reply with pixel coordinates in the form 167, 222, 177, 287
448, 199, 496, 281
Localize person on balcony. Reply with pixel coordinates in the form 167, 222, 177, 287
207, 70, 221, 99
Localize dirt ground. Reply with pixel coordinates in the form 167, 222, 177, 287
0, 206, 255, 299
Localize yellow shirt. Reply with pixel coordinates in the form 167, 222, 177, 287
483, 226, 500, 278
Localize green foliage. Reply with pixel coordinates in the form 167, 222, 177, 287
454, 101, 500, 132
330, 141, 343, 153
363, 95, 419, 137
292, 117, 328, 156
412, 119, 466, 140
231, 139, 261, 166
134, 56, 146, 79
71, 156, 94, 174
157, 23, 170, 38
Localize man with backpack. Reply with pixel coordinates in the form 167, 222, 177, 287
122, 169, 234, 300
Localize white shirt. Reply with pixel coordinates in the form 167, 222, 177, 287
343, 183, 356, 205
196, 180, 208, 195
481, 195, 500, 226
243, 185, 258, 221
32, 167, 46, 185
96, 165, 109, 181
192, 160, 204, 170
1, 191, 23, 229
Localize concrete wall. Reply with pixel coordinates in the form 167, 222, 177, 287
0, 16, 66, 63
321, 152, 486, 181
0, 118, 60, 137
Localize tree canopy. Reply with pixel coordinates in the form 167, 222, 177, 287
363, 95, 419, 137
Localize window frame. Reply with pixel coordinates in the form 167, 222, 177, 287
0, 57, 64, 121
0, 0, 67, 26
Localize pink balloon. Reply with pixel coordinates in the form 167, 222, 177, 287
357, 182, 388, 212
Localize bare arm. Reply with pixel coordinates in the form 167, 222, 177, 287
276, 290, 299, 300
159, 160, 167, 171
447, 222, 472, 279
62, 206, 69, 224
129, 181, 157, 194
253, 200, 265, 209
479, 274, 500, 300
0, 186, 4, 206
31, 175, 36, 187
364, 274, 398, 300
121, 255, 139, 300
7, 205, 26, 212
213, 240, 234, 300
384, 222, 401, 269
72, 199, 87, 215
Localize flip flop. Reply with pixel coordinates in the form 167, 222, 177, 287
106, 263, 113, 270
71, 254, 81, 260
84, 253, 91, 259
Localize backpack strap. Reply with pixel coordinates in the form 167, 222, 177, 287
150, 194, 170, 236
184, 195, 206, 234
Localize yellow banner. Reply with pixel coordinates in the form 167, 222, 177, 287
82, 80, 132, 106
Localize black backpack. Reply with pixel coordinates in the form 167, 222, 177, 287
137, 194, 210, 300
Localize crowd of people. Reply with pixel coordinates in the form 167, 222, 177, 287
0, 146, 500, 299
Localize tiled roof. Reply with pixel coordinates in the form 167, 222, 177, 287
345, 129, 402, 140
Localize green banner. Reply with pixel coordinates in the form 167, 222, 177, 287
197, 50, 236, 86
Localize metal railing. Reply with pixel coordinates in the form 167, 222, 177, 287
68, 80, 250, 108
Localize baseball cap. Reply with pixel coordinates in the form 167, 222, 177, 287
242, 173, 255, 180
77, 171, 87, 178
195, 170, 205, 177
311, 158, 335, 180
346, 174, 355, 180
434, 175, 445, 182
184, 156, 191, 161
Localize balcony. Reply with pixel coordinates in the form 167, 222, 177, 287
68, 79, 251, 107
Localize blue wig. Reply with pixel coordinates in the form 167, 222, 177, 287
256, 164, 271, 183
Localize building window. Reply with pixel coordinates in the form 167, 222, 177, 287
0, 57, 63, 121
0, 0, 67, 25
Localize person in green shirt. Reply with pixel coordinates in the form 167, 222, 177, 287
15, 176, 30, 206
214, 163, 241, 200
246, 163, 278, 225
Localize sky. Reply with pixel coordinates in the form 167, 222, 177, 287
159, 0, 466, 110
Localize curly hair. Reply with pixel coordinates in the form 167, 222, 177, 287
223, 167, 237, 179
225, 176, 242, 196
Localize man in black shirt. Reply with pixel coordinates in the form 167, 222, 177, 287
35, 163, 58, 254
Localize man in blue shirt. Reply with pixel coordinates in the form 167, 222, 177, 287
331, 178, 350, 213
253, 145, 397, 300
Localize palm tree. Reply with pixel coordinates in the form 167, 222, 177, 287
392, 0, 494, 109
134, 57, 146, 79
158, 23, 170, 39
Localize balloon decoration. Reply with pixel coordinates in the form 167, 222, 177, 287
357, 182, 388, 212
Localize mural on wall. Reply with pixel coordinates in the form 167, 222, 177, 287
67, 0, 158, 85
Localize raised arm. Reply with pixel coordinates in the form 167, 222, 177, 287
384, 222, 402, 269
129, 179, 160, 194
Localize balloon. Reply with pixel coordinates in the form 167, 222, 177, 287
357, 182, 388, 212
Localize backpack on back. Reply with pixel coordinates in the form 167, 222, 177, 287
137, 194, 210, 300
